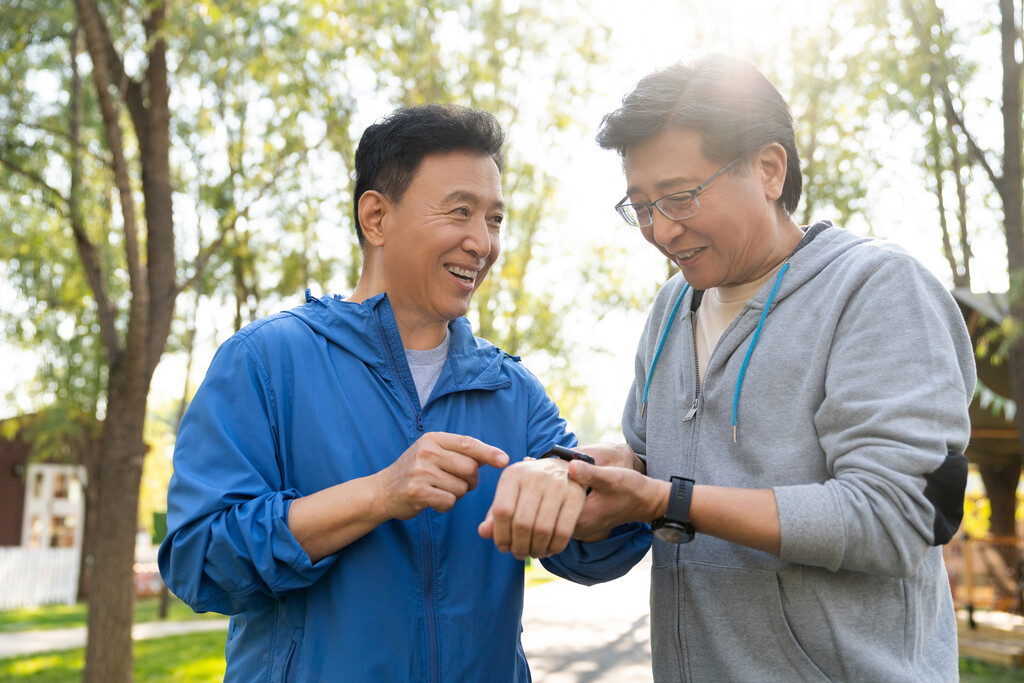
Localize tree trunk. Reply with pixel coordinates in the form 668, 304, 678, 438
72, 0, 175, 680
82, 358, 149, 682
981, 461, 1022, 540
998, 0, 1024, 553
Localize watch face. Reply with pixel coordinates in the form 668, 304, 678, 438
652, 522, 695, 544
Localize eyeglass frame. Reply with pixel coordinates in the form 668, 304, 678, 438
614, 156, 745, 228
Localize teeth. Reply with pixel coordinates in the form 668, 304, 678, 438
447, 266, 477, 280
679, 248, 703, 259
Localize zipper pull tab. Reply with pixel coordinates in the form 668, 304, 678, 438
683, 398, 698, 421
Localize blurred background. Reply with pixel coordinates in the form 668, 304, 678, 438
1, 0, 1022, 680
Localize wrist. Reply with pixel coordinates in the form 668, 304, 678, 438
369, 470, 398, 522
646, 479, 671, 523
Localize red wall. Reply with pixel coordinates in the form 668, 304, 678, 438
0, 438, 31, 546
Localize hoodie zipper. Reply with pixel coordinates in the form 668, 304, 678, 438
683, 312, 700, 421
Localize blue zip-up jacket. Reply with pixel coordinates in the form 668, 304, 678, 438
158, 292, 583, 682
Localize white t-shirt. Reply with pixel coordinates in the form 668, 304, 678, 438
696, 264, 784, 383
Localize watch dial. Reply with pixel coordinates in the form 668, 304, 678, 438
654, 526, 686, 544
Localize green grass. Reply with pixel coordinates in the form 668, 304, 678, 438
0, 630, 227, 682
959, 658, 1024, 682
524, 559, 560, 589
0, 595, 222, 634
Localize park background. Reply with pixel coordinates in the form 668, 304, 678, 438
1, 0, 1024, 680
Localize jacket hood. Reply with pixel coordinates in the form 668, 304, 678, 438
768, 220, 874, 303
283, 290, 510, 392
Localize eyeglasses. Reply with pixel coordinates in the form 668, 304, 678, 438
614, 157, 743, 228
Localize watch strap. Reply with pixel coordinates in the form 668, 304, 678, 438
664, 476, 694, 525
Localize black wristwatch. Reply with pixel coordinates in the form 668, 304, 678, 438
651, 476, 695, 544
540, 445, 595, 465
539, 446, 594, 495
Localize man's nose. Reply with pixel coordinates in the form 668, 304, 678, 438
463, 216, 492, 258
649, 210, 684, 247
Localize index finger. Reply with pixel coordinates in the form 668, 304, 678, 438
432, 432, 509, 469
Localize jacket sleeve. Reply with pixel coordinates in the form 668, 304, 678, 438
541, 524, 652, 585
158, 335, 336, 615
774, 252, 976, 577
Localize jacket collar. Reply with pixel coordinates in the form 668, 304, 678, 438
288, 292, 509, 393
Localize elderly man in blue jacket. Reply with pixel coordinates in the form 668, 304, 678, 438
158, 105, 592, 682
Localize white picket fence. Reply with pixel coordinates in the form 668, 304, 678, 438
0, 547, 80, 611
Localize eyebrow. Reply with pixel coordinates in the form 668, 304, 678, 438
443, 190, 505, 212
625, 177, 702, 198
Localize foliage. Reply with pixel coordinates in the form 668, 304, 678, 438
0, 0, 626, 431
0, 4, 115, 430
962, 490, 1024, 539
959, 657, 1024, 682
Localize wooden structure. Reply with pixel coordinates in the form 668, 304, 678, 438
948, 290, 1024, 668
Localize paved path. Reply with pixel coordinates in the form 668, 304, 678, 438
0, 556, 655, 680
0, 618, 229, 659
523, 554, 653, 682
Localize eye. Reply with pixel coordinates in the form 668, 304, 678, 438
659, 193, 695, 215
490, 214, 504, 225
452, 207, 470, 217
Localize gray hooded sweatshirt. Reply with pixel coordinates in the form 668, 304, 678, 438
620, 222, 975, 681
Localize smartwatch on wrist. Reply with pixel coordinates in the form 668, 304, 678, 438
539, 445, 595, 465
539, 445, 594, 495
651, 476, 695, 544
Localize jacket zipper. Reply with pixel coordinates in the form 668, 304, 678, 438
683, 313, 701, 421
419, 514, 440, 683
376, 311, 440, 681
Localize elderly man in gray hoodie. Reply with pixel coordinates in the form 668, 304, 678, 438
486, 54, 975, 682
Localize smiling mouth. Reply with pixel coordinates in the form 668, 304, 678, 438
676, 247, 705, 261
446, 265, 478, 283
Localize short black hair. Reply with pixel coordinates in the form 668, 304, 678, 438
352, 104, 507, 247
596, 54, 802, 215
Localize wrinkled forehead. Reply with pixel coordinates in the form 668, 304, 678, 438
407, 151, 505, 206
622, 127, 712, 197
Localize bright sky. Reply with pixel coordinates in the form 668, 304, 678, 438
0, 0, 1011, 434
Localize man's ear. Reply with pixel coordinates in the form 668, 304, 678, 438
358, 191, 387, 248
757, 143, 788, 202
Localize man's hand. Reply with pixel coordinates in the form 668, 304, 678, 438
479, 458, 588, 560
577, 442, 647, 472
375, 432, 509, 521
567, 460, 667, 542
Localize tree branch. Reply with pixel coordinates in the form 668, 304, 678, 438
939, 86, 1002, 191
178, 140, 325, 296
69, 24, 121, 361
0, 154, 67, 212
74, 0, 149, 345
1, 119, 112, 169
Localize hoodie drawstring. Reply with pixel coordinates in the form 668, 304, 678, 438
640, 283, 690, 418
640, 263, 790, 444
731, 262, 789, 441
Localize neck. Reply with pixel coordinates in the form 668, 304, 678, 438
754, 214, 803, 279
399, 321, 449, 350
348, 262, 449, 351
